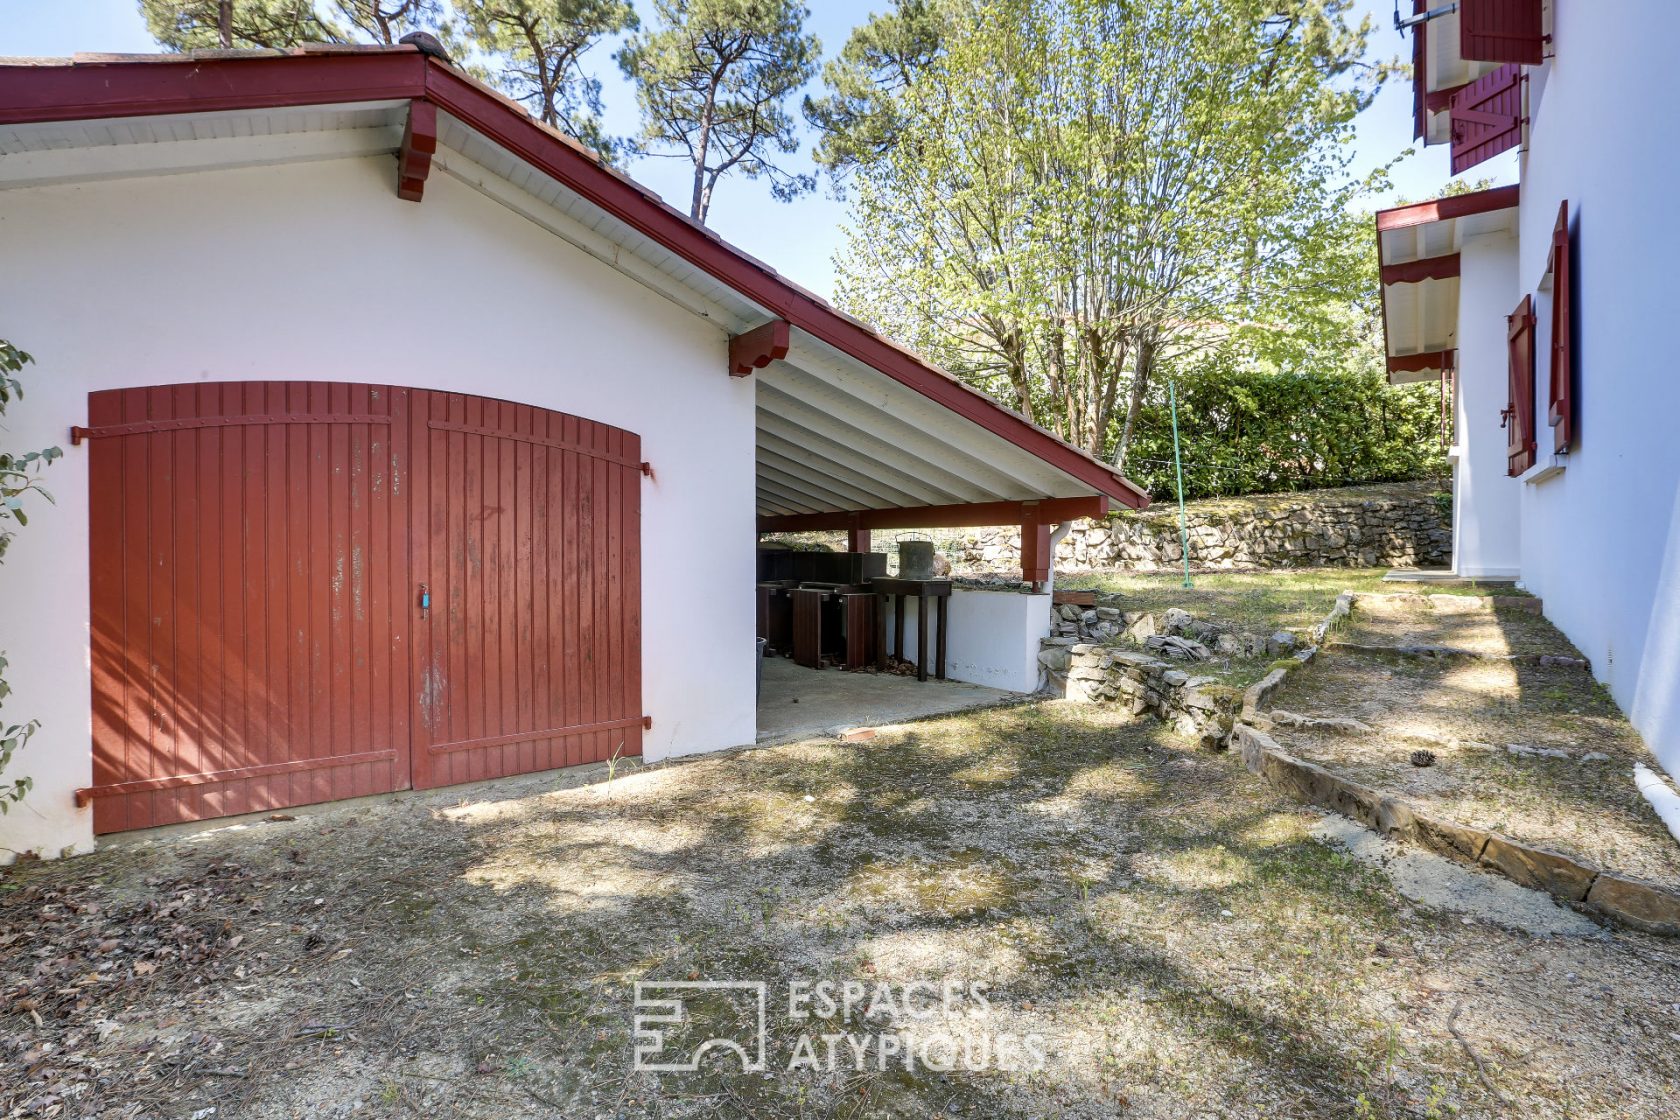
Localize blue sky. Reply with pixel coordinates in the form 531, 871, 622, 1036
0, 0, 1514, 298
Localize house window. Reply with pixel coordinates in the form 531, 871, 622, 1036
1546, 201, 1575, 452
1505, 295, 1537, 476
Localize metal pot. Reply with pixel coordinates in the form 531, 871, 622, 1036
897, 538, 936, 580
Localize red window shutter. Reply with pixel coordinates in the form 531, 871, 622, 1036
1451, 63, 1524, 174
1505, 295, 1537, 476
1460, 0, 1544, 65
1548, 201, 1574, 453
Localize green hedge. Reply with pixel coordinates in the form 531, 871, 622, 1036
1119, 366, 1447, 502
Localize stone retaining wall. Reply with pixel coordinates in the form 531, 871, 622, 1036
1041, 603, 1306, 747
1051, 645, 1241, 749
944, 481, 1449, 573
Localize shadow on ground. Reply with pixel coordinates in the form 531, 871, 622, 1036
4, 698, 1680, 1119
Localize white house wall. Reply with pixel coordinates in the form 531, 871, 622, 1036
1451, 233, 1522, 580
0, 154, 758, 860
1508, 0, 1680, 780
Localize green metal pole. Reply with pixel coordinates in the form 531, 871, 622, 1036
1169, 377, 1193, 589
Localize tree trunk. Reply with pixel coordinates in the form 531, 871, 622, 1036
1113, 334, 1157, 470
690, 79, 719, 222
219, 0, 233, 48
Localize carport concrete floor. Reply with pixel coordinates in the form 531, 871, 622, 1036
756, 653, 1021, 743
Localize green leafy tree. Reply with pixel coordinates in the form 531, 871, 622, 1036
0, 339, 61, 814
139, 1, 630, 156
457, 0, 638, 157
618, 0, 820, 223
330, 0, 447, 43
835, 0, 1389, 468
803, 0, 944, 189
140, 0, 331, 49
141, 0, 447, 48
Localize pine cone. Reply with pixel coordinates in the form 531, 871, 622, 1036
1409, 749, 1437, 768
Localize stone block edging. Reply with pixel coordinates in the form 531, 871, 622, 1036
1237, 590, 1352, 722
1325, 640, 1590, 670
1231, 723, 1680, 937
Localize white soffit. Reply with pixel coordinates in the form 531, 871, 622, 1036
1381, 202, 1518, 384
0, 101, 407, 188
753, 330, 1101, 517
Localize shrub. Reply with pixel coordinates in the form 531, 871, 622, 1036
1120, 364, 1447, 501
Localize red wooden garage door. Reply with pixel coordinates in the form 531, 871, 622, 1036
81, 382, 644, 834
408, 390, 645, 790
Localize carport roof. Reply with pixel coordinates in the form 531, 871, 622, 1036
1376, 185, 1520, 384
0, 46, 1149, 527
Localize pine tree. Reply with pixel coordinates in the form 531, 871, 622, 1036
618, 0, 819, 223
456, 0, 638, 158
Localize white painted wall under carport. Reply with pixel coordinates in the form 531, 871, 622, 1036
0, 153, 758, 861
888, 588, 1051, 694
1502, 0, 1680, 781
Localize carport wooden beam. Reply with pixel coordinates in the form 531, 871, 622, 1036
761, 498, 1102, 587
759, 496, 1106, 533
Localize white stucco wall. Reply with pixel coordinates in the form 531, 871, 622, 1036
0, 154, 758, 859
889, 589, 1051, 694
1450, 233, 1522, 580
1502, 0, 1680, 779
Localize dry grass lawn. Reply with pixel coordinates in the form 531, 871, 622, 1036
6, 701, 1680, 1119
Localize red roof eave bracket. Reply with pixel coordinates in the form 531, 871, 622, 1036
397, 98, 436, 202
729, 319, 790, 377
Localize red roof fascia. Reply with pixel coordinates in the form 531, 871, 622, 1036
1380, 253, 1461, 285
1375, 184, 1520, 233
0, 50, 427, 124
1387, 351, 1456, 375
0, 50, 1148, 511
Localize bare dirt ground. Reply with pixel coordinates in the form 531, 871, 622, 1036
7, 702, 1680, 1119
1272, 595, 1680, 887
